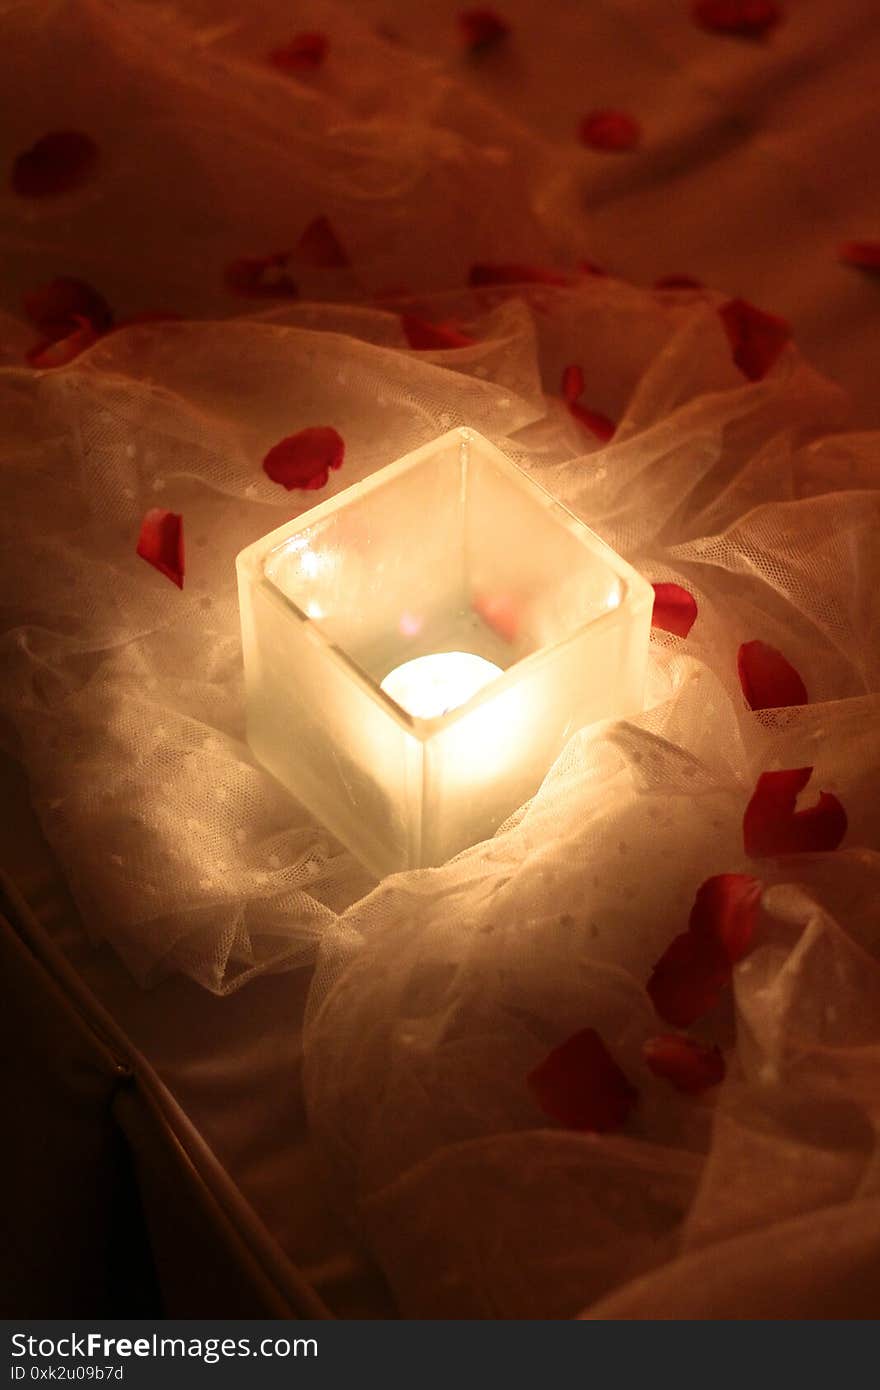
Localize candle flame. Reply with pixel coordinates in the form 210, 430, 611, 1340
380, 652, 502, 719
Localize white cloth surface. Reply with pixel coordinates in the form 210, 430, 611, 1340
2, 0, 880, 1318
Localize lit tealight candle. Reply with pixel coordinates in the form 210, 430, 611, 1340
380, 651, 503, 720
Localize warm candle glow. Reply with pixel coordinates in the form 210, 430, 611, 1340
240, 427, 653, 875
380, 652, 503, 719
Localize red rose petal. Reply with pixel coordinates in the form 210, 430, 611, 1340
643, 1035, 726, 1094
11, 131, 99, 197
401, 315, 475, 350
136, 509, 185, 589
579, 109, 641, 153
647, 931, 732, 1028
561, 365, 617, 441
26, 315, 99, 368
692, 1, 782, 38
737, 640, 808, 711
23, 278, 111, 365
458, 8, 510, 52
468, 262, 569, 288
561, 364, 584, 403
720, 298, 791, 381
268, 32, 329, 72
651, 582, 698, 638
472, 591, 519, 642
838, 241, 880, 274
654, 274, 705, 290
688, 872, 763, 964
527, 1027, 637, 1133
569, 400, 616, 442
23, 277, 113, 338
262, 426, 345, 491
224, 252, 298, 299
295, 216, 350, 270
743, 767, 847, 858
648, 873, 764, 1026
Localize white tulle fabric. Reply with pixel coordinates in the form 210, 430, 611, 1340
3, 0, 880, 1318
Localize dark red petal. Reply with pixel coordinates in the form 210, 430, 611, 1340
295, 215, 350, 270
527, 1027, 637, 1133
720, 297, 791, 381
262, 426, 345, 491
568, 400, 616, 442
648, 873, 764, 1026
647, 932, 732, 1028
737, 640, 808, 711
561, 363, 584, 403
268, 32, 329, 71
136, 510, 185, 589
472, 592, 519, 642
561, 364, 616, 440
691, 0, 783, 38
651, 582, 698, 637
401, 315, 475, 350
743, 767, 847, 857
224, 252, 298, 299
26, 316, 99, 368
468, 262, 569, 288
11, 131, 98, 197
579, 109, 641, 152
643, 1035, 726, 1094
838, 241, 880, 274
688, 873, 763, 964
458, 8, 511, 52
654, 273, 705, 290
22, 277, 113, 338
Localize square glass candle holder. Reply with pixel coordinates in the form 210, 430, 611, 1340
237, 427, 653, 878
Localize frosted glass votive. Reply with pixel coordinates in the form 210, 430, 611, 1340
236, 427, 653, 877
